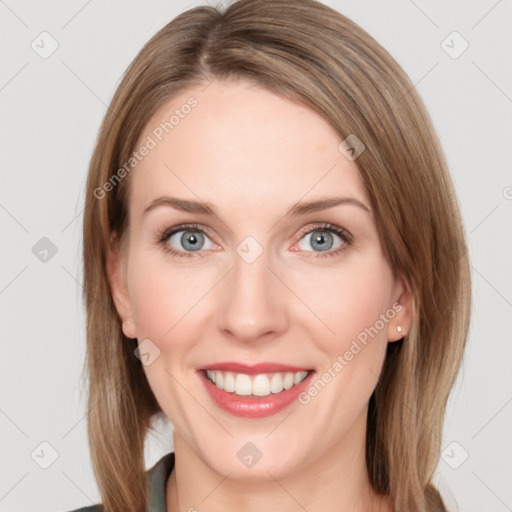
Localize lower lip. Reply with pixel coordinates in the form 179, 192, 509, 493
198, 370, 315, 418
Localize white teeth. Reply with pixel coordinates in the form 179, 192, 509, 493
270, 373, 284, 393
283, 372, 294, 390
253, 374, 270, 396
223, 372, 235, 392
293, 371, 305, 385
205, 370, 309, 396
235, 374, 252, 395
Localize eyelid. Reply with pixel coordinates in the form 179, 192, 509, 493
294, 222, 351, 243
157, 221, 352, 258
158, 223, 219, 250
290, 222, 352, 256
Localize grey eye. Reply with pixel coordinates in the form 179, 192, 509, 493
168, 230, 214, 252
297, 230, 342, 252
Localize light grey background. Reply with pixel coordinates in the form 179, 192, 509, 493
1, 1, 511, 511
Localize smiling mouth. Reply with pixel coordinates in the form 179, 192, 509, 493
203, 369, 314, 397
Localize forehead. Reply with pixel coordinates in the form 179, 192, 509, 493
129, 79, 369, 216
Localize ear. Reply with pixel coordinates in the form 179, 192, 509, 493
386, 272, 414, 342
106, 232, 136, 339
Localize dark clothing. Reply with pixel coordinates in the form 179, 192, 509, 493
69, 452, 175, 512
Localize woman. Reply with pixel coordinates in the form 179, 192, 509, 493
74, 0, 471, 510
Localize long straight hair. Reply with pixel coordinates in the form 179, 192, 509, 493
81, 1, 472, 510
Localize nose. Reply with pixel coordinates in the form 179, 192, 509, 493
217, 247, 289, 344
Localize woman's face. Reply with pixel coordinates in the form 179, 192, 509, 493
108, 78, 411, 480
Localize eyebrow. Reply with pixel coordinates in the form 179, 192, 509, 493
143, 195, 372, 218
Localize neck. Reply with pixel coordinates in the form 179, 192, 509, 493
166, 409, 392, 512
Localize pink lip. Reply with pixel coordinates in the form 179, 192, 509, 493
197, 368, 315, 419
200, 361, 312, 374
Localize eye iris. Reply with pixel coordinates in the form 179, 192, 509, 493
181, 231, 203, 251
311, 231, 333, 251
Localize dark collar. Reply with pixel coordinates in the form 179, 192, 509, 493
147, 451, 175, 511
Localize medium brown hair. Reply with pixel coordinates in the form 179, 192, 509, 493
81, 1, 472, 510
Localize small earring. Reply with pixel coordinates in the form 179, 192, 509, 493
396, 325, 402, 333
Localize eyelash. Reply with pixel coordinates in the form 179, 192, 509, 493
156, 222, 353, 260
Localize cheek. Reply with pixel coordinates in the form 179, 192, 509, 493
293, 258, 395, 437
126, 252, 211, 427
128, 252, 210, 344
128, 243, 395, 353
290, 252, 395, 349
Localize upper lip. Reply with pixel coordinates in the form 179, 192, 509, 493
200, 362, 313, 374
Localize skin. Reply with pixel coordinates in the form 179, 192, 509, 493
107, 78, 412, 512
